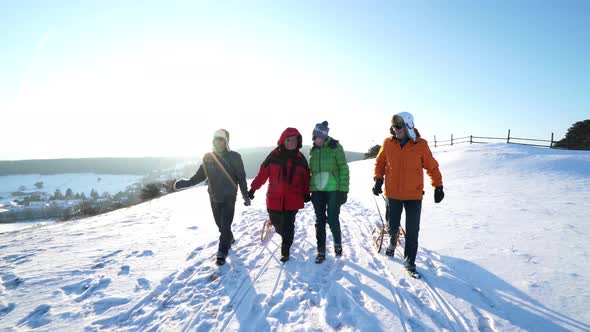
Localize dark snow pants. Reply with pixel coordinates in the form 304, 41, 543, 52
210, 196, 236, 258
387, 198, 422, 269
268, 209, 297, 257
312, 191, 342, 253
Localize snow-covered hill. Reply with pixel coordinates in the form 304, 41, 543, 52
1, 144, 589, 331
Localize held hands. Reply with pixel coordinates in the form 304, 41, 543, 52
372, 179, 384, 196
243, 188, 255, 206
303, 193, 312, 203
434, 186, 444, 203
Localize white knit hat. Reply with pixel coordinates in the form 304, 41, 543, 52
213, 129, 230, 151
393, 112, 416, 140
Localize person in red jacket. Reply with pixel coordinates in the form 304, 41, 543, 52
248, 128, 311, 262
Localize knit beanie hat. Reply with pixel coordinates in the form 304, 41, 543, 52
313, 121, 330, 140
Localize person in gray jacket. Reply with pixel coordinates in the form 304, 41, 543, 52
174, 129, 251, 266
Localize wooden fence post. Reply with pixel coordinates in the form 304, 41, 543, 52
470, 135, 473, 144
434, 135, 437, 148
451, 134, 454, 146
507, 129, 511, 144
550, 132, 554, 148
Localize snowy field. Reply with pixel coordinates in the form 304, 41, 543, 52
0, 144, 588, 331
0, 219, 58, 234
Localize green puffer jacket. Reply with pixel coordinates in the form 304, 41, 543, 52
309, 137, 350, 192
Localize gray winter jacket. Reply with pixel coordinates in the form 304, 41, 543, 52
187, 150, 249, 202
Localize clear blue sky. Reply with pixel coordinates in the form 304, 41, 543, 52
1, 1, 588, 160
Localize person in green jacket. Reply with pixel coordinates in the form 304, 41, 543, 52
309, 121, 350, 263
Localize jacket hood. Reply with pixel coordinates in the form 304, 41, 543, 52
277, 127, 303, 149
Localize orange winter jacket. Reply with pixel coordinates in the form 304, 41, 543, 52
374, 132, 442, 200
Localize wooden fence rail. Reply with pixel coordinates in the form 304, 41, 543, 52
432, 130, 556, 148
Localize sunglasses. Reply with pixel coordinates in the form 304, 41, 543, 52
392, 123, 404, 130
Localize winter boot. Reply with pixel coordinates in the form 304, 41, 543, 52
334, 245, 343, 257
405, 265, 420, 279
385, 244, 395, 257
280, 247, 290, 263
215, 256, 226, 266
315, 253, 326, 264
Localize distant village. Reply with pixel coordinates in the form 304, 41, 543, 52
0, 171, 182, 223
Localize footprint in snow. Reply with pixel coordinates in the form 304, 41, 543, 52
73, 278, 112, 302
2, 272, 23, 290
135, 278, 151, 291
92, 259, 116, 269
127, 250, 154, 258
92, 297, 130, 315
17, 304, 51, 329
0, 302, 16, 317
99, 250, 123, 260
118, 265, 130, 276
3, 253, 35, 265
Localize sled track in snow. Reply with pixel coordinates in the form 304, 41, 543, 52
417, 272, 471, 332
208, 237, 283, 331
174, 210, 286, 331
340, 210, 411, 332
213, 210, 314, 331
342, 204, 471, 332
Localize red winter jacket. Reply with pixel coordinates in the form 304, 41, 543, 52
250, 128, 311, 211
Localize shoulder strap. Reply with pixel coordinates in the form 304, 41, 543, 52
208, 152, 238, 190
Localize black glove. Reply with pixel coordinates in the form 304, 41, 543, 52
243, 197, 251, 206
174, 179, 191, 190
303, 193, 311, 203
339, 191, 348, 205
434, 186, 444, 203
247, 189, 255, 200
372, 179, 384, 196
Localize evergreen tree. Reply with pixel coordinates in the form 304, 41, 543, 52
364, 145, 382, 159
90, 189, 99, 200
54, 189, 64, 200
554, 119, 590, 150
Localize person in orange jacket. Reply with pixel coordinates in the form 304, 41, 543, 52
373, 112, 444, 277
